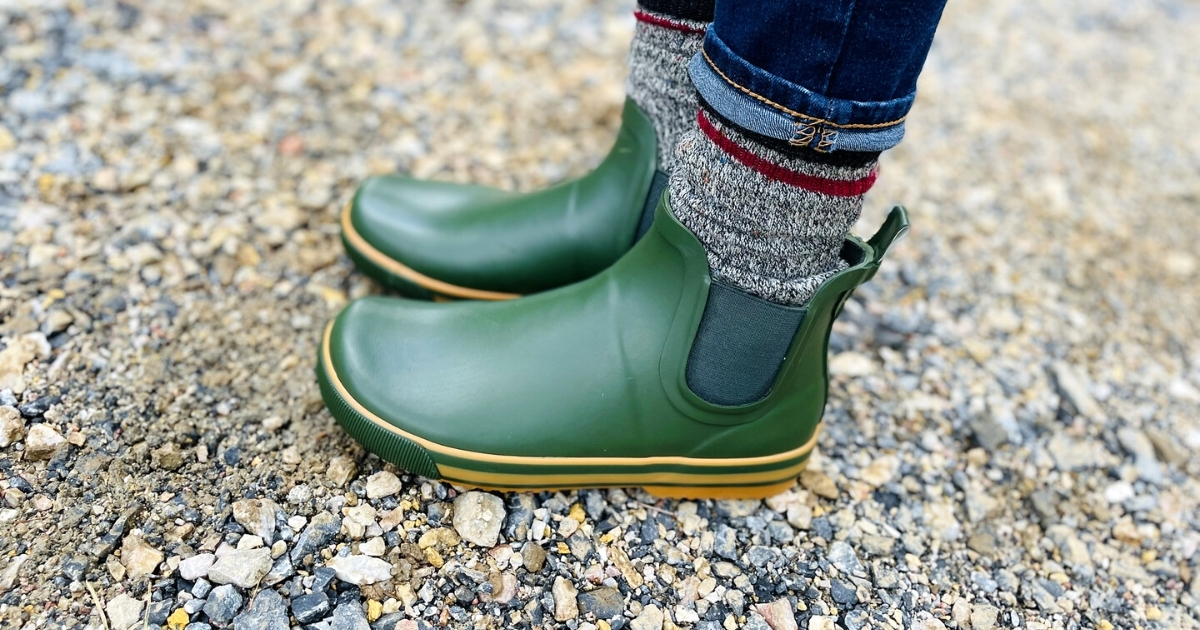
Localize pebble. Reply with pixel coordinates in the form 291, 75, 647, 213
120, 533, 164, 579
522, 543, 547, 573
208, 547, 273, 588
203, 584, 243, 624
0, 406, 24, 447
233, 588, 290, 630
292, 591, 331, 624
754, 598, 798, 630
232, 498, 280, 541
577, 585, 623, 619
827, 541, 865, 576
324, 555, 392, 585
22, 423, 66, 460
799, 470, 839, 499
452, 491, 506, 547
106, 593, 144, 630
553, 576, 579, 621
970, 605, 999, 630
291, 512, 342, 562
630, 604, 664, 630
327, 456, 357, 487
329, 602, 371, 630
365, 471, 402, 499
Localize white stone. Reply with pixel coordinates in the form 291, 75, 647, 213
24, 423, 66, 460
452, 491, 506, 547
106, 593, 144, 629
1104, 481, 1135, 503
324, 554, 393, 585
365, 471, 402, 499
178, 553, 215, 580
207, 547, 272, 588
232, 498, 280, 541
121, 534, 164, 579
829, 351, 876, 376
0, 407, 24, 447
630, 603, 664, 630
360, 537, 387, 557
552, 576, 579, 621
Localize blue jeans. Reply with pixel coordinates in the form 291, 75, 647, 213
640, 0, 948, 152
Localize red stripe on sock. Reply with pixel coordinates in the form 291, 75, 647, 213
633, 10, 706, 34
696, 110, 877, 197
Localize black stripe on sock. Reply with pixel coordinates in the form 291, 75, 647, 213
638, 0, 714, 23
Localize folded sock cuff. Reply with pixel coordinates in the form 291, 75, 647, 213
637, 0, 714, 23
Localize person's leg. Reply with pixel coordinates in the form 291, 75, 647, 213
669, 0, 948, 306
625, 0, 712, 170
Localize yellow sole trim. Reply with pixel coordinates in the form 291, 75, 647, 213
437, 454, 812, 489
340, 202, 521, 301
321, 322, 822, 470
460, 478, 804, 500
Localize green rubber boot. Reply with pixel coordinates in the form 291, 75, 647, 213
317, 194, 908, 499
342, 98, 663, 300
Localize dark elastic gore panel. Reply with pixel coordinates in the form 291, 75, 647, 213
634, 169, 670, 243
686, 282, 807, 406
638, 0, 715, 22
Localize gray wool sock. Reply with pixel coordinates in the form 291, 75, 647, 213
669, 111, 879, 306
625, 9, 707, 170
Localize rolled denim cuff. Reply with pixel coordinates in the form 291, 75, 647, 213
691, 30, 912, 152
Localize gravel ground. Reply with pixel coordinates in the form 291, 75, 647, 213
2, 1, 1199, 629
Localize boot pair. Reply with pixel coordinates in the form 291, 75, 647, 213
318, 99, 908, 499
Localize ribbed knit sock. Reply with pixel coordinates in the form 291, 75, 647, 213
625, 9, 707, 171
669, 109, 880, 306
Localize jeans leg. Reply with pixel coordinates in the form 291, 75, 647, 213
693, 0, 948, 152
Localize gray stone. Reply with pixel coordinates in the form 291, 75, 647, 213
233, 588, 289, 630
291, 511, 342, 563
714, 524, 738, 560
291, 590, 331, 623
452, 491, 506, 547
203, 584, 244, 624
1050, 361, 1102, 418
1117, 427, 1163, 484
261, 553, 294, 586
191, 578, 212, 598
329, 602, 371, 630
577, 586, 623, 619
828, 541, 866, 576
208, 547, 272, 588
830, 579, 858, 605
566, 531, 594, 561
522, 544, 547, 573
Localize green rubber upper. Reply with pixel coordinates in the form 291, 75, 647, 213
324, 195, 908, 478
348, 98, 659, 295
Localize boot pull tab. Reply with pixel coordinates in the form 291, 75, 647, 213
867, 206, 910, 265
857, 206, 908, 285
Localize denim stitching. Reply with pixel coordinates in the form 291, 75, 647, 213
701, 48, 906, 130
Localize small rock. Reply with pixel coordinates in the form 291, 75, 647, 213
291, 511, 342, 562
860, 455, 898, 487
329, 602, 371, 630
365, 471, 402, 499
23, 423, 66, 460
754, 598, 798, 630
1117, 427, 1163, 484
970, 605, 999, 630
829, 352, 876, 376
151, 443, 185, 471
1050, 361, 1102, 418
799, 470, 838, 499
203, 584, 244, 624
327, 456, 357, 486
807, 617, 836, 630
828, 541, 865, 576
291, 591, 331, 624
452, 491, 506, 547
324, 555, 392, 585
0, 407, 24, 447
578, 586, 623, 619
167, 608, 189, 630
829, 579, 857, 605
417, 527, 460, 550
106, 593, 144, 630
951, 598, 971, 629
553, 576, 579, 621
233, 498, 280, 541
630, 604, 664, 630
233, 588, 289, 630
121, 533, 164, 579
522, 544, 547, 572
178, 553, 215, 580
208, 547, 272, 588
359, 537, 386, 557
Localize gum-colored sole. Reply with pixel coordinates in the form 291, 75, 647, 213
340, 202, 521, 301
317, 323, 816, 500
